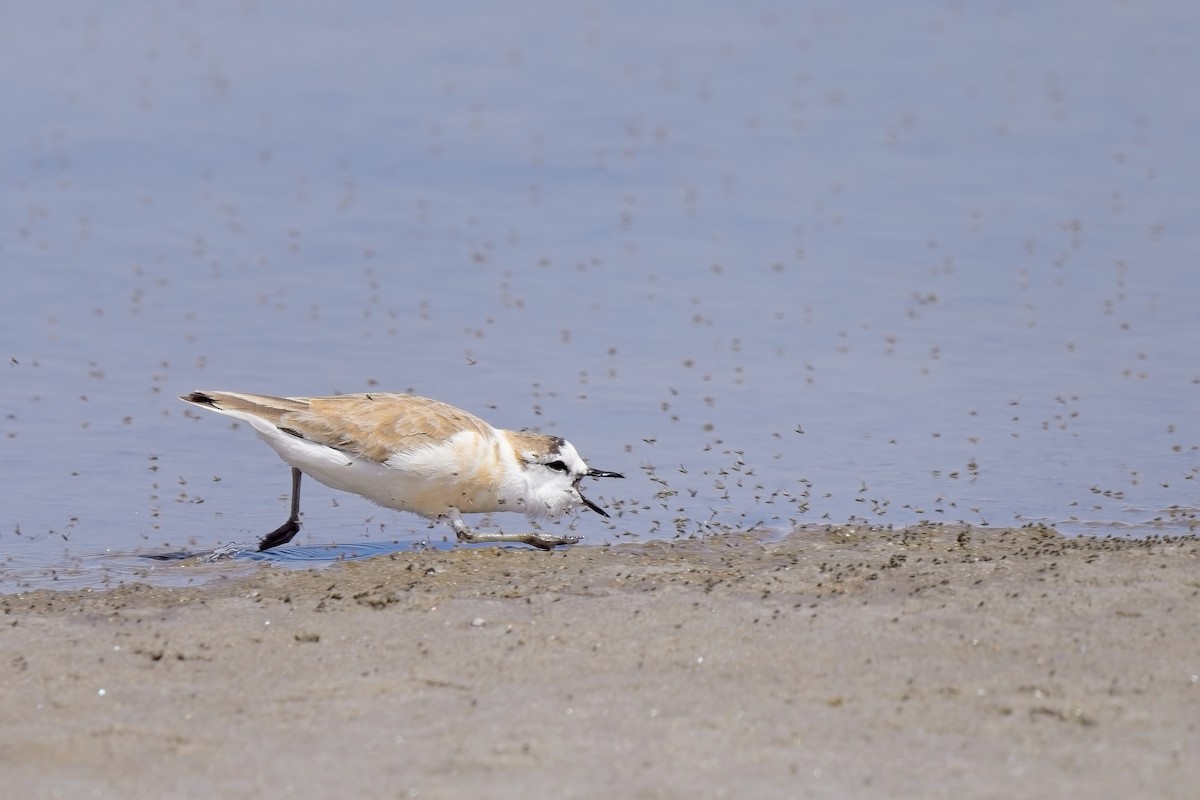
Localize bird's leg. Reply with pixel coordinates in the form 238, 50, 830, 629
446, 511, 581, 551
258, 467, 303, 551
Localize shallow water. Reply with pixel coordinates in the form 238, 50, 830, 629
3, 2, 1198, 591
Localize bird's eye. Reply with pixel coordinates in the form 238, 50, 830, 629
545, 460, 569, 473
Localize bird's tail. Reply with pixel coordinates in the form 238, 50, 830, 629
180, 391, 311, 425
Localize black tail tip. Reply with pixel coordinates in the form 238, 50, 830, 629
181, 391, 216, 406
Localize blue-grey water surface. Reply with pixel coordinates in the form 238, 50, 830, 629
3, 2, 1198, 591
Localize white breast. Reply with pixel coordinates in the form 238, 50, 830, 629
251, 418, 519, 519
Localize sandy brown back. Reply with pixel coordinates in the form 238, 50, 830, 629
183, 391, 496, 463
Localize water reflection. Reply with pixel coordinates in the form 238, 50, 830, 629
2, 2, 1197, 590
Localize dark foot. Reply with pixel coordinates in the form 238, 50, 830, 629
454, 529, 582, 550
258, 518, 301, 551
524, 532, 583, 550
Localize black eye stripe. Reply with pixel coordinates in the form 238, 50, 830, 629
545, 460, 569, 473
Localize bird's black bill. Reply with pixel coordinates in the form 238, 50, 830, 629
578, 468, 622, 517
579, 492, 611, 518
586, 468, 625, 479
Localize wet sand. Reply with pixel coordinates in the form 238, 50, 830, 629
3, 525, 1198, 799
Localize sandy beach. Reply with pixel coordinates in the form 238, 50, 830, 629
3, 524, 1198, 799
